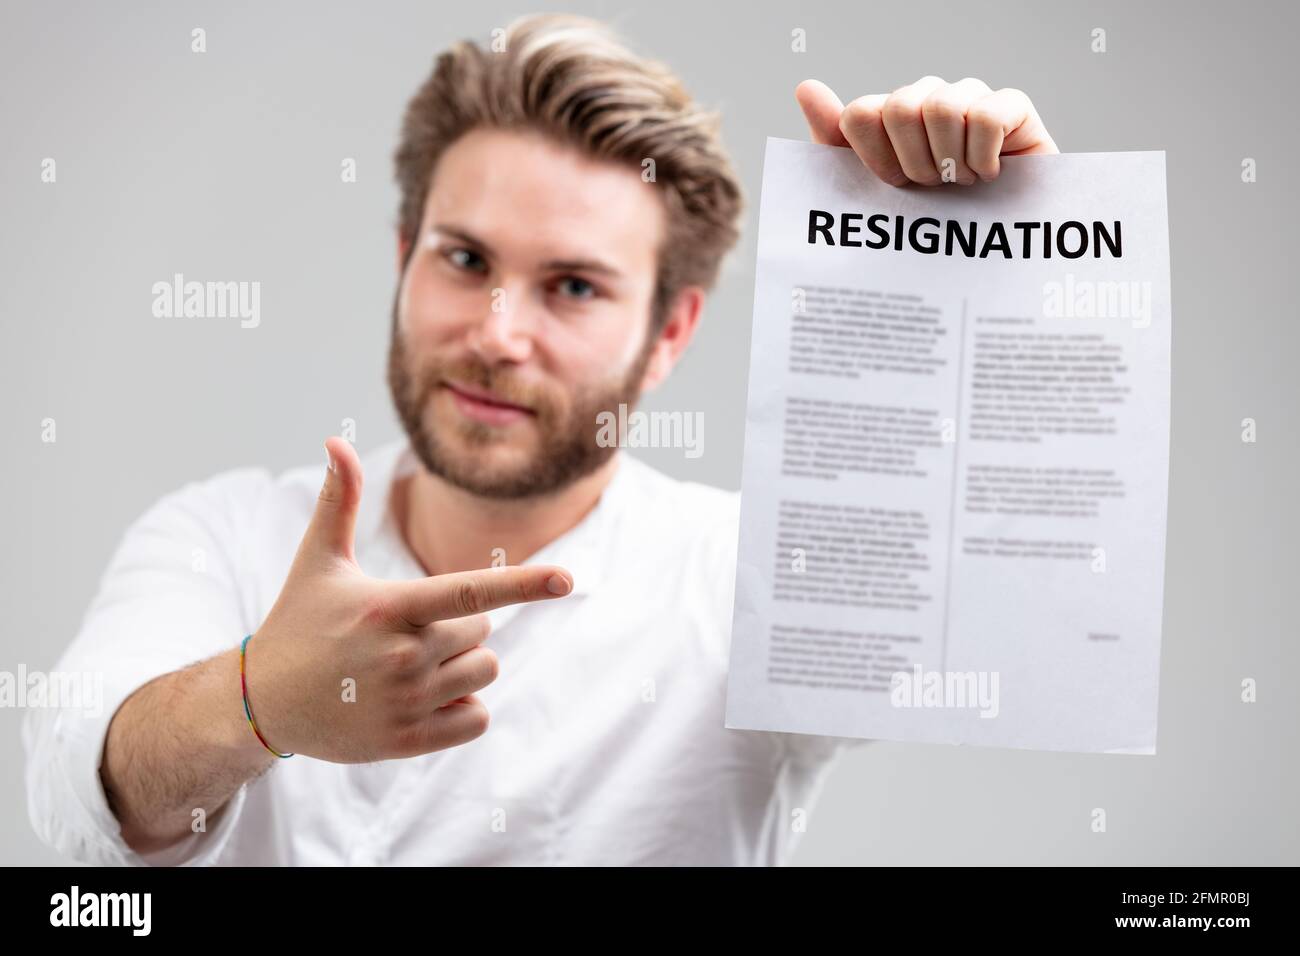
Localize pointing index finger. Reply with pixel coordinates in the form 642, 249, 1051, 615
390, 565, 574, 626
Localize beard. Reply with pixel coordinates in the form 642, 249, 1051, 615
386, 298, 654, 500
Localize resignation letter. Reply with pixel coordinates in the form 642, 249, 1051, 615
725, 138, 1171, 753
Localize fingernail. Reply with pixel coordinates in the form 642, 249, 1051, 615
325, 446, 336, 473
546, 573, 572, 596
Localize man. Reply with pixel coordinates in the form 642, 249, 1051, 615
24, 14, 1056, 865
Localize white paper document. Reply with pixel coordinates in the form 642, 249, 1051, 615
724, 138, 1171, 754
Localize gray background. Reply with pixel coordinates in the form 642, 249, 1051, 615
2, 0, 1295, 865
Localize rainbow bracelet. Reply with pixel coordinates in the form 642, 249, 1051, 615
240, 634, 294, 758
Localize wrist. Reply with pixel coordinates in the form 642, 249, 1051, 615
199, 647, 277, 770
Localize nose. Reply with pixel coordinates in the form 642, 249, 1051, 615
466, 282, 535, 364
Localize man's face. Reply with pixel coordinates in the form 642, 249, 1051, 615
388, 126, 666, 499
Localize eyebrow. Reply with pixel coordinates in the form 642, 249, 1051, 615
428, 224, 626, 279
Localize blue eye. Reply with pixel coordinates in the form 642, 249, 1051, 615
557, 276, 595, 299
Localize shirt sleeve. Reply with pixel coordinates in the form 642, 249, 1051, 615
21, 467, 271, 866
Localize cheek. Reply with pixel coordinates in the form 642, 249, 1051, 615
397, 263, 476, 341
540, 303, 650, 382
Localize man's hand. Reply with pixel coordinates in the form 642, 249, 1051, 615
101, 436, 572, 855
796, 76, 1057, 186
243, 436, 574, 762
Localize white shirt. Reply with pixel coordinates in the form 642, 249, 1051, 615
23, 439, 859, 866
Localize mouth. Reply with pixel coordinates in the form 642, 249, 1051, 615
441, 379, 535, 426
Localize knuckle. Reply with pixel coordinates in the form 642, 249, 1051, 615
922, 91, 966, 123
360, 593, 401, 631
452, 578, 487, 616
955, 78, 993, 98
382, 638, 422, 675
966, 103, 1001, 133
882, 94, 922, 127
840, 96, 883, 132
898, 75, 944, 94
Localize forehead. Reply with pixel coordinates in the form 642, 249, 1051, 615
423, 126, 665, 275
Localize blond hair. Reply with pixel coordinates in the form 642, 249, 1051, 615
393, 14, 744, 327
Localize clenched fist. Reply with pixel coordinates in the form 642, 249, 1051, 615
796, 75, 1058, 186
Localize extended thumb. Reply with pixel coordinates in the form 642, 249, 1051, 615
304, 436, 364, 562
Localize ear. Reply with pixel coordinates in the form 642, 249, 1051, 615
638, 286, 706, 393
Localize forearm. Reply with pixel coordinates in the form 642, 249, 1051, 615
100, 647, 273, 854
